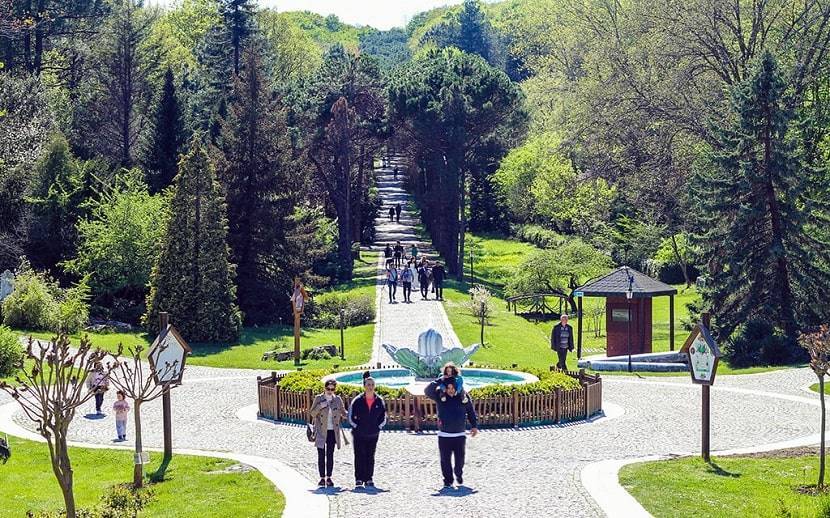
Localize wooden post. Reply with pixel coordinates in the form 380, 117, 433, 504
701, 311, 711, 462
414, 396, 421, 432
583, 382, 589, 420
159, 312, 172, 470
256, 376, 262, 418
669, 294, 675, 351
275, 385, 281, 421
512, 389, 520, 428
404, 392, 411, 431
293, 312, 301, 366
577, 296, 583, 359
555, 388, 562, 424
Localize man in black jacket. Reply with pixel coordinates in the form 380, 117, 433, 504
425, 375, 478, 488
431, 262, 446, 300
348, 374, 387, 487
551, 314, 575, 370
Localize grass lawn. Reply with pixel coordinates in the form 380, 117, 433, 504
9, 253, 380, 372
464, 232, 538, 293
619, 452, 830, 518
0, 436, 284, 517
810, 382, 830, 394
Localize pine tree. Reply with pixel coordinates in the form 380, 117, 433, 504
693, 51, 830, 345
189, 24, 233, 139
144, 137, 242, 343
217, 0, 255, 76
215, 44, 294, 325
143, 68, 185, 194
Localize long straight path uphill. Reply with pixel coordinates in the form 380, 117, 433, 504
370, 156, 460, 365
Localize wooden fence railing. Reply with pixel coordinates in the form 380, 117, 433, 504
257, 368, 602, 430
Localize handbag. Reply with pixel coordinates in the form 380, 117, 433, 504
306, 422, 316, 443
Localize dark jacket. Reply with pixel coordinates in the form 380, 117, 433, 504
551, 323, 574, 351
348, 393, 387, 438
432, 265, 446, 283
425, 379, 478, 434
418, 267, 429, 284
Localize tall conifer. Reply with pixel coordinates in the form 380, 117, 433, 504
144, 68, 185, 194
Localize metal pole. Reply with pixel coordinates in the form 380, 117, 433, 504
480, 301, 485, 346
159, 312, 172, 473
669, 294, 675, 351
627, 300, 632, 373
339, 309, 345, 360
702, 311, 711, 462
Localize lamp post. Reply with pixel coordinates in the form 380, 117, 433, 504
625, 267, 634, 373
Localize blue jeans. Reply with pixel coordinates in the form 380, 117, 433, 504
387, 281, 397, 302
116, 420, 127, 439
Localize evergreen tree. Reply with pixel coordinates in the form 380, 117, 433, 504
217, 0, 255, 76
144, 137, 242, 342
423, 0, 504, 70
693, 52, 830, 345
144, 68, 185, 194
189, 23, 233, 138
215, 45, 294, 325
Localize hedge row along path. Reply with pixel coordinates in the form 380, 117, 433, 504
369, 156, 461, 366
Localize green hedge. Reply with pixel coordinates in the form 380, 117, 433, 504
276, 367, 582, 400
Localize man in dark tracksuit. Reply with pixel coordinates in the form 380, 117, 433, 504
425, 376, 478, 488
431, 263, 446, 300
551, 314, 575, 370
348, 375, 387, 487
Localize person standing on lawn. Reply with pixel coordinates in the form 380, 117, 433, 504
424, 375, 478, 489
310, 379, 347, 487
551, 314, 574, 370
348, 372, 387, 488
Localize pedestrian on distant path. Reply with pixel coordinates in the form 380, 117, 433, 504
86, 361, 109, 415
425, 375, 478, 489
386, 261, 398, 303
349, 372, 387, 488
113, 390, 130, 441
401, 263, 413, 303
394, 166, 399, 180
418, 262, 430, 299
395, 203, 402, 223
310, 379, 347, 488
551, 314, 575, 371
388, 206, 395, 222
384, 243, 393, 261
393, 241, 404, 268
432, 262, 446, 301
410, 243, 419, 259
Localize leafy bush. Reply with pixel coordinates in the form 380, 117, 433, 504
303, 347, 331, 360
505, 240, 612, 299
725, 319, 804, 368
469, 371, 580, 398
0, 325, 23, 378
98, 484, 153, 518
55, 279, 91, 334
1, 261, 59, 331
278, 370, 406, 400
308, 292, 375, 328
512, 224, 566, 249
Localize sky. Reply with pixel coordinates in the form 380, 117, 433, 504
149, 1, 484, 30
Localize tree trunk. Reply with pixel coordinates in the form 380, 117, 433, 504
670, 234, 691, 287
53, 432, 77, 518
133, 401, 144, 488
457, 168, 466, 282
820, 375, 826, 489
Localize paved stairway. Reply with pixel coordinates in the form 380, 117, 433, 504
369, 156, 461, 365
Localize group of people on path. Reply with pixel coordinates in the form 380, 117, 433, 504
383, 242, 446, 304
86, 362, 131, 442
308, 363, 478, 490
388, 203, 402, 223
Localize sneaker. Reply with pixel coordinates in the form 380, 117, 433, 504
443, 482, 453, 489
318, 478, 326, 487
355, 480, 364, 487
326, 478, 334, 487
456, 475, 463, 485
364, 480, 374, 487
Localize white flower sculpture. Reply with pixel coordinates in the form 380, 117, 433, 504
382, 329, 480, 379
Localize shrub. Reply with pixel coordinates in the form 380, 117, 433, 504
98, 484, 153, 518
725, 319, 803, 368
278, 370, 406, 400
1, 261, 59, 331
55, 278, 91, 334
308, 292, 375, 329
512, 224, 566, 249
0, 325, 23, 378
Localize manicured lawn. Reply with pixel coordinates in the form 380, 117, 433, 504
619, 453, 830, 517
464, 232, 538, 292
11, 253, 380, 371
810, 382, 830, 394
0, 436, 284, 517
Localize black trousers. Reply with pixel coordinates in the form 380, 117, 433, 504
420, 282, 429, 299
352, 433, 379, 482
434, 281, 444, 300
403, 282, 412, 302
387, 282, 397, 302
317, 430, 336, 478
556, 348, 568, 370
94, 393, 104, 413
438, 436, 466, 485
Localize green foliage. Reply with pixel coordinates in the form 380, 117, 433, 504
63, 173, 169, 317
308, 292, 375, 329
278, 370, 406, 400
725, 319, 800, 368
512, 224, 567, 249
468, 370, 580, 397
277, 11, 370, 52
150, 0, 221, 75
56, 279, 92, 334
143, 68, 185, 194
258, 9, 322, 84
358, 28, 411, 71
98, 484, 154, 518
0, 325, 23, 378
144, 138, 242, 343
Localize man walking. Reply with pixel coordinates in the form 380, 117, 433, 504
425, 375, 478, 489
395, 203, 402, 223
431, 262, 446, 300
551, 314, 574, 370
386, 261, 398, 303
393, 241, 404, 268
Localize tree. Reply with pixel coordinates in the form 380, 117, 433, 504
189, 23, 233, 138
258, 9, 322, 85
800, 325, 830, 490
144, 137, 242, 342
389, 47, 524, 279
692, 52, 830, 343
423, 0, 502, 68
306, 45, 387, 281
0, 336, 117, 518
143, 67, 185, 194
217, 0, 255, 76
215, 45, 295, 324
85, 0, 161, 167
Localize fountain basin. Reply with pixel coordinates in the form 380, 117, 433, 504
326, 368, 538, 395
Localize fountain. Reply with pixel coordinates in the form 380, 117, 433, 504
328, 329, 537, 393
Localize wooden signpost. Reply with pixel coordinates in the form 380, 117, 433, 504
291, 278, 309, 366
681, 312, 721, 462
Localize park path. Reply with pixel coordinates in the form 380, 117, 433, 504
369, 156, 461, 365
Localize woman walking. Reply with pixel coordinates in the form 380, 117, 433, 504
348, 372, 387, 488
310, 379, 347, 487
86, 361, 109, 415
401, 263, 413, 303
385, 261, 398, 303
419, 261, 431, 300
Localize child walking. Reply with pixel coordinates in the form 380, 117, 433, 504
113, 390, 130, 442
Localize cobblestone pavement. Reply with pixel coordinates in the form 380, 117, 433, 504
7, 363, 826, 518
370, 157, 460, 365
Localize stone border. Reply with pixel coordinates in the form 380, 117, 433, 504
581, 380, 825, 518
0, 401, 328, 518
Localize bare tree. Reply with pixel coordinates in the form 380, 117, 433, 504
0, 335, 117, 518
107, 343, 178, 488
800, 324, 830, 490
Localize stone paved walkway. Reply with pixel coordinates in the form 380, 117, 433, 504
370, 157, 460, 365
